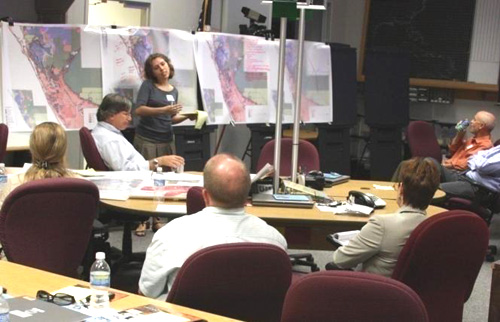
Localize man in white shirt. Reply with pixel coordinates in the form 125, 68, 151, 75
139, 153, 287, 300
92, 93, 184, 171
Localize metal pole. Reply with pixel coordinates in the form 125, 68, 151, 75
273, 17, 288, 193
291, 7, 306, 183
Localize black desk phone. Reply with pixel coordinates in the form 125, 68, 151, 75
348, 191, 386, 209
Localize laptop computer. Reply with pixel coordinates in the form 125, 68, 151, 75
252, 193, 315, 209
7, 297, 89, 322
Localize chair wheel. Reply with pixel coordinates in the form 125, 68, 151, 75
486, 254, 495, 262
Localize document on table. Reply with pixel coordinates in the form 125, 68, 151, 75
117, 304, 203, 322
87, 177, 144, 200
156, 204, 187, 214
130, 173, 203, 200
373, 184, 395, 191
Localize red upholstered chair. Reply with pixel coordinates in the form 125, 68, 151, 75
441, 139, 500, 260
407, 121, 442, 162
256, 138, 320, 176
79, 127, 109, 171
167, 243, 292, 322
392, 210, 489, 322
79, 126, 148, 272
0, 124, 8, 163
281, 270, 428, 322
0, 178, 99, 277
186, 186, 205, 215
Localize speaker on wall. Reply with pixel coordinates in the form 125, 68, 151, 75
364, 48, 410, 126
329, 43, 357, 126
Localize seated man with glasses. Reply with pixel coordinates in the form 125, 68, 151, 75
92, 93, 185, 235
92, 93, 184, 172
329, 158, 440, 277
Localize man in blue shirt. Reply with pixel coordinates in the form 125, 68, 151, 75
438, 145, 500, 200
92, 93, 184, 171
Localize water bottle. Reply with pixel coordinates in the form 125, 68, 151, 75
455, 119, 470, 132
89, 252, 111, 310
0, 164, 7, 192
153, 167, 165, 203
0, 287, 9, 322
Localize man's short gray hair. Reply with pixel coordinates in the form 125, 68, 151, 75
96, 93, 132, 122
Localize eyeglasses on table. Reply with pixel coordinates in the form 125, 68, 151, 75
36, 290, 75, 306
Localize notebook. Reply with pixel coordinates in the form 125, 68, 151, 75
7, 297, 89, 322
252, 193, 315, 209
324, 173, 350, 186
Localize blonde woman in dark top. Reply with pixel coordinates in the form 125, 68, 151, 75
0, 122, 75, 258
0, 122, 75, 206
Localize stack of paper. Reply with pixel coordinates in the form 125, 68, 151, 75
329, 230, 361, 246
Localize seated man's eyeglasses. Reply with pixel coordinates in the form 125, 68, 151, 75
36, 290, 75, 306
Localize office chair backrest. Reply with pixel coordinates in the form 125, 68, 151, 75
407, 121, 442, 163
0, 123, 9, 163
257, 138, 320, 176
281, 270, 428, 322
392, 210, 489, 322
167, 243, 292, 322
79, 127, 109, 171
0, 178, 100, 278
186, 186, 205, 215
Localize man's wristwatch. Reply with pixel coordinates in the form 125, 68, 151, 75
152, 158, 159, 170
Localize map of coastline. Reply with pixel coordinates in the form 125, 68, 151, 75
7, 25, 99, 129
196, 33, 269, 124
285, 41, 332, 123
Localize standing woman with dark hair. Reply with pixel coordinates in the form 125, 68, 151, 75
134, 53, 195, 161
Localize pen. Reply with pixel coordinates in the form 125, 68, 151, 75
79, 299, 89, 308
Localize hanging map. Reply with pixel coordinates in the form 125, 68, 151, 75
100, 27, 198, 114
1, 22, 102, 131
1, 23, 332, 130
194, 32, 271, 124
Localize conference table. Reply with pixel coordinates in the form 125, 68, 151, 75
101, 178, 446, 250
0, 261, 240, 321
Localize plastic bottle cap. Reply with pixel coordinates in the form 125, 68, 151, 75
95, 252, 105, 260
157, 167, 163, 173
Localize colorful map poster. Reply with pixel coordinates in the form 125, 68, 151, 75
100, 27, 198, 119
287, 40, 332, 123
194, 32, 270, 125
1, 22, 102, 131
1, 23, 332, 130
268, 40, 332, 124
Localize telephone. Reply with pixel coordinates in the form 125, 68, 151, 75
348, 191, 386, 209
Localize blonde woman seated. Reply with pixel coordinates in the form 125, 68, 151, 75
0, 122, 75, 206
0, 122, 74, 259
329, 157, 440, 277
